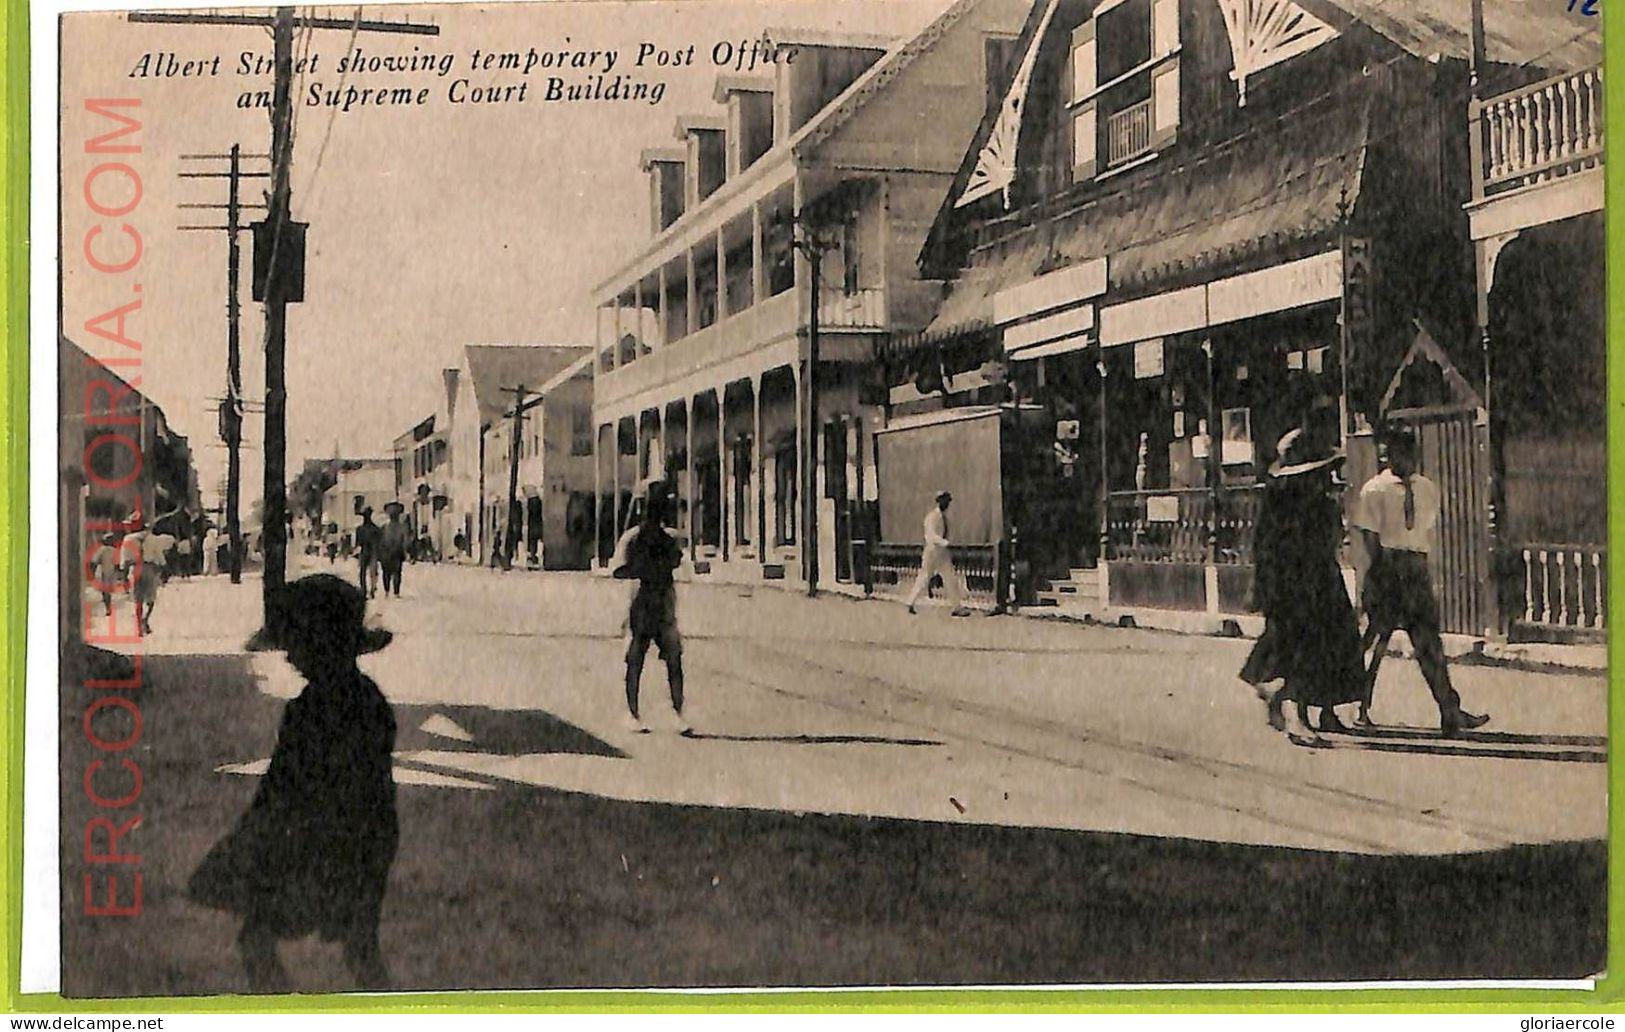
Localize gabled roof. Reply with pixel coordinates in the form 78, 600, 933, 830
463, 345, 591, 422
1297, 0, 1600, 71
794, 0, 1001, 153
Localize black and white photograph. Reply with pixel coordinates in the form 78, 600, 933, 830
49, 0, 1607, 997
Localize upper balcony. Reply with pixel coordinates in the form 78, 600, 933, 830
1469, 65, 1603, 241
1474, 66, 1603, 200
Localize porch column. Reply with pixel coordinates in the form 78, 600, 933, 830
753, 375, 765, 560
716, 227, 729, 321
592, 423, 603, 565
611, 297, 622, 367
718, 389, 729, 562
751, 202, 765, 308
610, 422, 622, 539
686, 249, 698, 338
633, 278, 646, 356
658, 264, 668, 344
636, 412, 649, 482
685, 398, 697, 562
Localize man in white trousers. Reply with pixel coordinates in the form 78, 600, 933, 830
907, 490, 971, 617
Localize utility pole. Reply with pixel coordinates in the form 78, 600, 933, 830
130, 6, 439, 629
497, 385, 532, 569
788, 211, 842, 598
178, 144, 268, 586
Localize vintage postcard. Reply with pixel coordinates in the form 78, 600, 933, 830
32, 0, 1610, 1003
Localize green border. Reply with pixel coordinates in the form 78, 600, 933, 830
2, 0, 1622, 1014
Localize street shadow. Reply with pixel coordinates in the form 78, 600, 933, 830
1309, 725, 1605, 763
393, 703, 626, 759
682, 731, 943, 747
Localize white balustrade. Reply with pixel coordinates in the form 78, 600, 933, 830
1518, 543, 1607, 630
1480, 66, 1603, 196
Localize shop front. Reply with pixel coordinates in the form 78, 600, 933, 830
1095, 250, 1356, 615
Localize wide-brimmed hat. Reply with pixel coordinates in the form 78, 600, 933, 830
244, 574, 392, 655
1268, 429, 1345, 479
382, 501, 405, 516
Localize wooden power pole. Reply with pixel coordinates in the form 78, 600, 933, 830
130, 6, 439, 627
497, 385, 545, 569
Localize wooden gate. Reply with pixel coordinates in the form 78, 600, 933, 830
1396, 411, 1494, 636
1380, 322, 1495, 637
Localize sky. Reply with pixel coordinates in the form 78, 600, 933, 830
59, 0, 951, 509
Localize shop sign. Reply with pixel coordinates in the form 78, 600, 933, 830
1056, 419, 1080, 441
1100, 285, 1206, 346
1004, 303, 1095, 352
1206, 249, 1341, 327
1146, 495, 1180, 523
1133, 338, 1165, 379
993, 257, 1107, 325
1342, 236, 1375, 377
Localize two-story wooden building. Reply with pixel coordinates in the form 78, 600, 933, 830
591, 0, 1032, 590
895, 0, 1596, 629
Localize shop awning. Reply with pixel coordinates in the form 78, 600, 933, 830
918, 95, 1372, 345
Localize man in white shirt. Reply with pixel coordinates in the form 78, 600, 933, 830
906, 490, 971, 617
1351, 429, 1488, 736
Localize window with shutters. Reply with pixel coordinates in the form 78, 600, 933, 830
1070, 0, 1180, 182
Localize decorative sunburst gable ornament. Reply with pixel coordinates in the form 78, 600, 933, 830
956, 0, 1065, 210
1217, 0, 1338, 107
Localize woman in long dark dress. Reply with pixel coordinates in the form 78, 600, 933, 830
189, 574, 398, 992
1240, 430, 1366, 743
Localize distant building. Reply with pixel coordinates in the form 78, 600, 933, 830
481, 352, 597, 570
321, 459, 396, 553
392, 414, 451, 558
443, 344, 590, 564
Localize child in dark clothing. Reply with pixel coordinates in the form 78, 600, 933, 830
189, 574, 398, 992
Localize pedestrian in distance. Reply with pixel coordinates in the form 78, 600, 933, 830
203, 525, 221, 576
355, 508, 381, 599
906, 490, 971, 617
1351, 427, 1490, 737
377, 502, 412, 597
189, 574, 398, 994
1239, 430, 1366, 744
611, 479, 689, 736
127, 512, 175, 636
89, 532, 120, 617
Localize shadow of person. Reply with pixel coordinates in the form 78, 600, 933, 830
188, 574, 398, 993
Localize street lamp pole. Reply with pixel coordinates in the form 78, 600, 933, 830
789, 212, 841, 598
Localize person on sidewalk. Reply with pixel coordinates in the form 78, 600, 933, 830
1240, 430, 1366, 744
1352, 427, 1490, 737
611, 479, 689, 735
377, 502, 412, 598
90, 532, 120, 617
355, 509, 381, 599
128, 513, 175, 636
203, 525, 221, 576
906, 490, 971, 616
189, 574, 398, 993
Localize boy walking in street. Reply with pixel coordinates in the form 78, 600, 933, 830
906, 490, 971, 617
612, 479, 689, 735
1352, 428, 1490, 737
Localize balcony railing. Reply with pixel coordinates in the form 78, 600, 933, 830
1106, 97, 1154, 169
1514, 543, 1606, 632
818, 287, 886, 330
1474, 66, 1604, 199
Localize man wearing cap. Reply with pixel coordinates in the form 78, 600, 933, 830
377, 502, 412, 598
612, 479, 689, 735
355, 508, 382, 599
1352, 428, 1489, 736
906, 490, 971, 617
